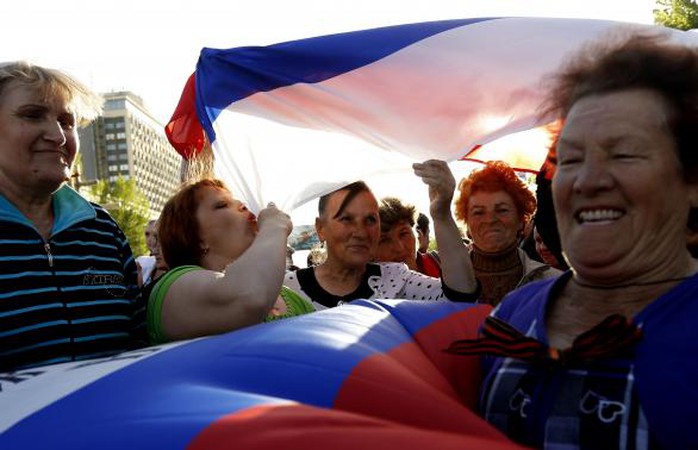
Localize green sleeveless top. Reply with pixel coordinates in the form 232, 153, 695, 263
147, 265, 314, 344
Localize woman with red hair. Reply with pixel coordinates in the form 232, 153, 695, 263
147, 179, 313, 344
415, 160, 559, 306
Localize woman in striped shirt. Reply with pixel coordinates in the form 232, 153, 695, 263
0, 62, 145, 371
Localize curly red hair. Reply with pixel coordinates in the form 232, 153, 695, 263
454, 161, 536, 225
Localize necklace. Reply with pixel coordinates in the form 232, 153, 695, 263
571, 275, 694, 290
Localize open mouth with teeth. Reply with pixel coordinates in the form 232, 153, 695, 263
576, 209, 624, 224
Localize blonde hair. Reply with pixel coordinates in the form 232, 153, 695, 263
0, 61, 103, 126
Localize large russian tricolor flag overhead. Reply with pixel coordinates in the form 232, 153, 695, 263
166, 17, 698, 214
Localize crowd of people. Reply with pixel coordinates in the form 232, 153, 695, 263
2, 29, 697, 448
283, 179, 479, 309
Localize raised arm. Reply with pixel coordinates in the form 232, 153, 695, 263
413, 160, 478, 296
159, 203, 293, 341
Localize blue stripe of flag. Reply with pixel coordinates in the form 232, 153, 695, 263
196, 18, 494, 143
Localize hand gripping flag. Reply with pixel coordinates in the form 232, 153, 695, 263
166, 17, 698, 214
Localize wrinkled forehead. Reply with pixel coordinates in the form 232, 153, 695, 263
561, 89, 675, 140
468, 189, 516, 209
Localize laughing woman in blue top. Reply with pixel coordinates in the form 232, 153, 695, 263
0, 62, 144, 371
447, 33, 698, 449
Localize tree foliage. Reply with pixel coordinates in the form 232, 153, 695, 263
654, 0, 698, 30
89, 177, 151, 257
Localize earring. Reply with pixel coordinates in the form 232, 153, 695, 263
202, 247, 209, 256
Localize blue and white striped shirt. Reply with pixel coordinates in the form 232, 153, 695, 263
0, 185, 145, 371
